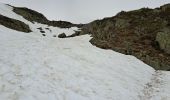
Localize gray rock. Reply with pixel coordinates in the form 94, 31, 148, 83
156, 27, 170, 54
40, 30, 45, 33
58, 33, 66, 38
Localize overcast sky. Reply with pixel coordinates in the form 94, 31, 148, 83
0, 0, 170, 23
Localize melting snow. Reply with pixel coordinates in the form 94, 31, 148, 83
0, 3, 170, 100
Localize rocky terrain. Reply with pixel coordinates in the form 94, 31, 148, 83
0, 14, 31, 32
79, 4, 170, 70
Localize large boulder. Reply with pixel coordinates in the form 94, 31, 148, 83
156, 27, 170, 54
58, 33, 66, 38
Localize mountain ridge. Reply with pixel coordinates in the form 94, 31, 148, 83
79, 3, 170, 70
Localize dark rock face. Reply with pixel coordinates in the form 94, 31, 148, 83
0, 14, 31, 33
58, 33, 66, 38
80, 4, 170, 70
49, 21, 78, 28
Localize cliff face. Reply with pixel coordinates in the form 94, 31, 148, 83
81, 4, 170, 70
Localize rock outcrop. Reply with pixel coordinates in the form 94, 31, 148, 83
58, 33, 66, 38
0, 14, 31, 33
80, 4, 170, 70
156, 27, 170, 54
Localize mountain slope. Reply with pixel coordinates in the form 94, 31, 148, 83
0, 3, 170, 100
80, 4, 170, 70
0, 14, 31, 32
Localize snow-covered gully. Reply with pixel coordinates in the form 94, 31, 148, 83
0, 3, 170, 100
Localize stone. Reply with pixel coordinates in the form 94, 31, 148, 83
156, 27, 170, 54
40, 30, 45, 33
58, 33, 66, 38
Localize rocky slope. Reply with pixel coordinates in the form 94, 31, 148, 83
0, 14, 31, 32
80, 4, 170, 70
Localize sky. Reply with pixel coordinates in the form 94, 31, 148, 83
0, 0, 170, 24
